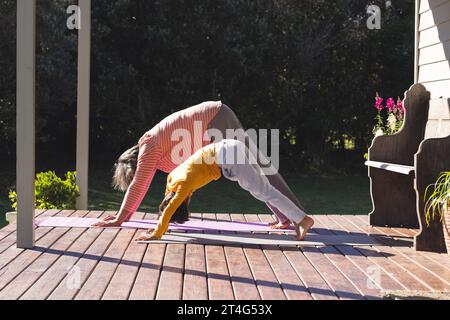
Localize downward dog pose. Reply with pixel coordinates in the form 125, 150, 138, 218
135, 140, 315, 241
93, 101, 304, 229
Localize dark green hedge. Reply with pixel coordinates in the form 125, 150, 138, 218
0, 0, 414, 172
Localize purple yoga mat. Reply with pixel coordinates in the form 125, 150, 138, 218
34, 216, 295, 233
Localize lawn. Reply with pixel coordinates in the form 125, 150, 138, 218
0, 163, 372, 229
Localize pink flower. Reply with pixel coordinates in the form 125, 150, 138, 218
386, 97, 395, 111
374, 95, 383, 111
396, 97, 404, 114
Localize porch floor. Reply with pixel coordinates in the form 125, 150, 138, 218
0, 210, 449, 300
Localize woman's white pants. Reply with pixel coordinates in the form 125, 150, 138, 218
215, 139, 306, 224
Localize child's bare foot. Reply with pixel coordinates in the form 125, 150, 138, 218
294, 216, 314, 241
270, 220, 291, 229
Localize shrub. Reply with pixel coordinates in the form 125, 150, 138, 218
9, 171, 80, 210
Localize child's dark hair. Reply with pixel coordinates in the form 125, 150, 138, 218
159, 192, 190, 223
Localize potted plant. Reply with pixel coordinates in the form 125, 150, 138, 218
424, 171, 450, 254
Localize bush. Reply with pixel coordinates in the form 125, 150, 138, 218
9, 171, 80, 210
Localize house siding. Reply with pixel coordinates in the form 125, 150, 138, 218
417, 0, 450, 98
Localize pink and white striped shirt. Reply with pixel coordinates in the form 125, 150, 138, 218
119, 101, 222, 217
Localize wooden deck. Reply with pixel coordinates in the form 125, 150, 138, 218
0, 209, 449, 300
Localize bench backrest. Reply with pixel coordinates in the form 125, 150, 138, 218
424, 98, 450, 139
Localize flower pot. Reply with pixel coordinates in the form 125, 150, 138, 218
5, 211, 17, 224
444, 207, 450, 255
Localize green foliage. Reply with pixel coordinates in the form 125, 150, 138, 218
0, 0, 415, 172
9, 171, 80, 210
424, 172, 450, 226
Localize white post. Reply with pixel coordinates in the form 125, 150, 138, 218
414, 0, 419, 84
76, 0, 91, 210
16, 0, 36, 248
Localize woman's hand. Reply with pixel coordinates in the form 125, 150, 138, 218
92, 218, 123, 228
101, 214, 117, 222
94, 210, 131, 227
135, 229, 160, 242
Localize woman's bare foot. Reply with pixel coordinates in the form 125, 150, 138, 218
270, 220, 291, 230
294, 216, 315, 241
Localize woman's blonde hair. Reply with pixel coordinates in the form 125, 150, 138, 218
112, 144, 139, 192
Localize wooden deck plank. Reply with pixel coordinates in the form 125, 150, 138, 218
19, 211, 105, 300
73, 227, 136, 300
0, 209, 45, 242
242, 214, 286, 300
387, 246, 450, 286
299, 245, 364, 300
302, 216, 366, 300
418, 250, 450, 271
222, 213, 260, 300
282, 246, 339, 300
344, 217, 450, 291
129, 244, 166, 300
309, 215, 335, 236
47, 218, 121, 300
0, 210, 96, 299
323, 215, 407, 293
338, 215, 436, 291
1, 211, 449, 300
155, 244, 185, 300
257, 214, 312, 300
129, 213, 166, 300
322, 216, 407, 293
374, 228, 450, 283
333, 215, 450, 285
0, 210, 77, 293
0, 209, 61, 254
204, 213, 234, 300
314, 215, 348, 236
343, 215, 450, 276
402, 227, 450, 270
182, 212, 208, 300
102, 212, 149, 300
182, 244, 208, 300
372, 244, 450, 291
318, 245, 382, 299
0, 210, 76, 270
74, 213, 144, 300
155, 209, 186, 300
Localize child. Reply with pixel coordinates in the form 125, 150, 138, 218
135, 139, 314, 242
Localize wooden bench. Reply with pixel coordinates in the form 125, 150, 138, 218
365, 83, 450, 252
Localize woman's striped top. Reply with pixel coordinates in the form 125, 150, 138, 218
119, 101, 222, 218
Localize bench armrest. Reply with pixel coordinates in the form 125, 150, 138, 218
368, 84, 430, 166
415, 134, 450, 176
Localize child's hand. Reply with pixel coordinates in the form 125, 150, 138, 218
135, 229, 160, 242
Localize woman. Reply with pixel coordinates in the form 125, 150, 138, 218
135, 139, 314, 241
93, 101, 303, 229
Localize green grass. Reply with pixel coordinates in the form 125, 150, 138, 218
0, 165, 372, 229
88, 167, 372, 215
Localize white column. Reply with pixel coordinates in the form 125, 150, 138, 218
76, 0, 91, 210
414, 0, 419, 84
16, 0, 36, 248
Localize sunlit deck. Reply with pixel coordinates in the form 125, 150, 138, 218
0, 210, 449, 300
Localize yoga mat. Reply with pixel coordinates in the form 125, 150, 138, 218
35, 217, 381, 246
35, 216, 295, 233
137, 232, 381, 246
